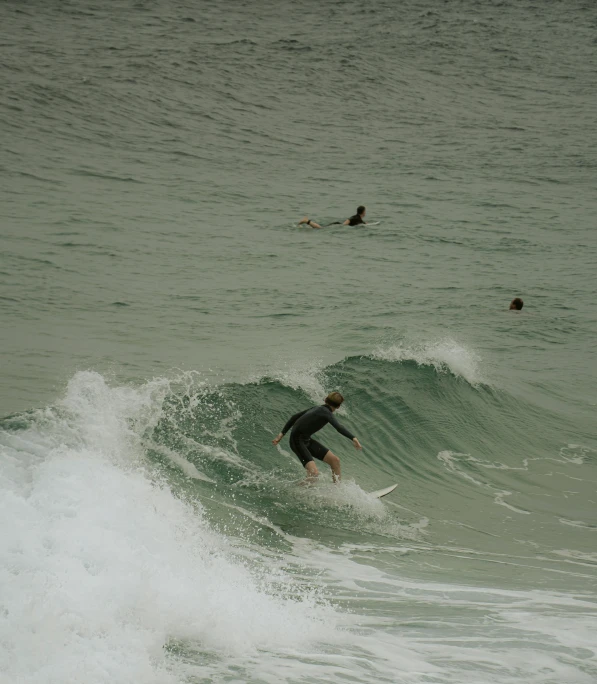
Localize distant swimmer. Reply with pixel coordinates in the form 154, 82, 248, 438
298, 205, 367, 229
272, 392, 362, 483
509, 297, 524, 311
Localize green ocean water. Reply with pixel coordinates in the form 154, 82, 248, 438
1, 1, 596, 682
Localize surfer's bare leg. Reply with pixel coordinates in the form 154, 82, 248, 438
300, 460, 319, 485
323, 451, 341, 483
298, 216, 322, 229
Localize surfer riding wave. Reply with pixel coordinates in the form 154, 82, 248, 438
272, 392, 362, 482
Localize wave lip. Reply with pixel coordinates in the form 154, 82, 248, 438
371, 338, 485, 385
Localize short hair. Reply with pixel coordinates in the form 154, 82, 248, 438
357, 205, 365, 215
511, 297, 524, 310
324, 392, 344, 408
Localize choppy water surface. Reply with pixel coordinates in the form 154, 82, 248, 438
1, 1, 596, 682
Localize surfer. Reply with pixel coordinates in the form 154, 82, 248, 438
509, 297, 524, 310
272, 392, 362, 483
298, 205, 367, 229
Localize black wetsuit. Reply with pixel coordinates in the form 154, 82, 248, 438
327, 214, 366, 227
281, 405, 355, 466
347, 213, 365, 226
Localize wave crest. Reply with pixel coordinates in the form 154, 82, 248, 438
371, 339, 485, 385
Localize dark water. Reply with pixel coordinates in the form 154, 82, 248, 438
1, 1, 596, 682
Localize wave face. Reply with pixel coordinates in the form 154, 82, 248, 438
2, 356, 596, 683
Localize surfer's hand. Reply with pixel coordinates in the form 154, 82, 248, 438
272, 433, 283, 446
353, 437, 362, 450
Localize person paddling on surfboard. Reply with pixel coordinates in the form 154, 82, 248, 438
298, 205, 367, 230
272, 392, 362, 483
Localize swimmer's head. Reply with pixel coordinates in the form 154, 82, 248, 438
324, 392, 344, 409
357, 205, 366, 217
509, 297, 524, 310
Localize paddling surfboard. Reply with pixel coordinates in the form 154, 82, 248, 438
370, 483, 398, 499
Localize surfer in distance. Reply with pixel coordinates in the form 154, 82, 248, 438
272, 391, 362, 483
509, 297, 524, 310
298, 205, 367, 229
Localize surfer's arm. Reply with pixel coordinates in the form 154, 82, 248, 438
342, 219, 350, 225
273, 409, 309, 444
282, 409, 308, 434
328, 414, 356, 441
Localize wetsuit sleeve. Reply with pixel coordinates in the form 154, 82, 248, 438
327, 413, 355, 440
281, 409, 309, 435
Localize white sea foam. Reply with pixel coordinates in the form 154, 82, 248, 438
557, 443, 596, 465
147, 442, 216, 482
296, 478, 389, 518
372, 338, 485, 385
269, 359, 329, 402
2, 372, 595, 683
438, 451, 530, 514
288, 544, 597, 684
551, 549, 597, 564
0, 372, 339, 684
559, 518, 597, 531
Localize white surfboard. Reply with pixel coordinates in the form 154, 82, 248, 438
369, 483, 398, 499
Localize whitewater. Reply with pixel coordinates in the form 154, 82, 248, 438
1, 0, 596, 682
2, 349, 596, 683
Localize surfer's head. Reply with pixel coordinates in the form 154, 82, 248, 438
509, 297, 524, 311
324, 392, 344, 410
357, 205, 366, 217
